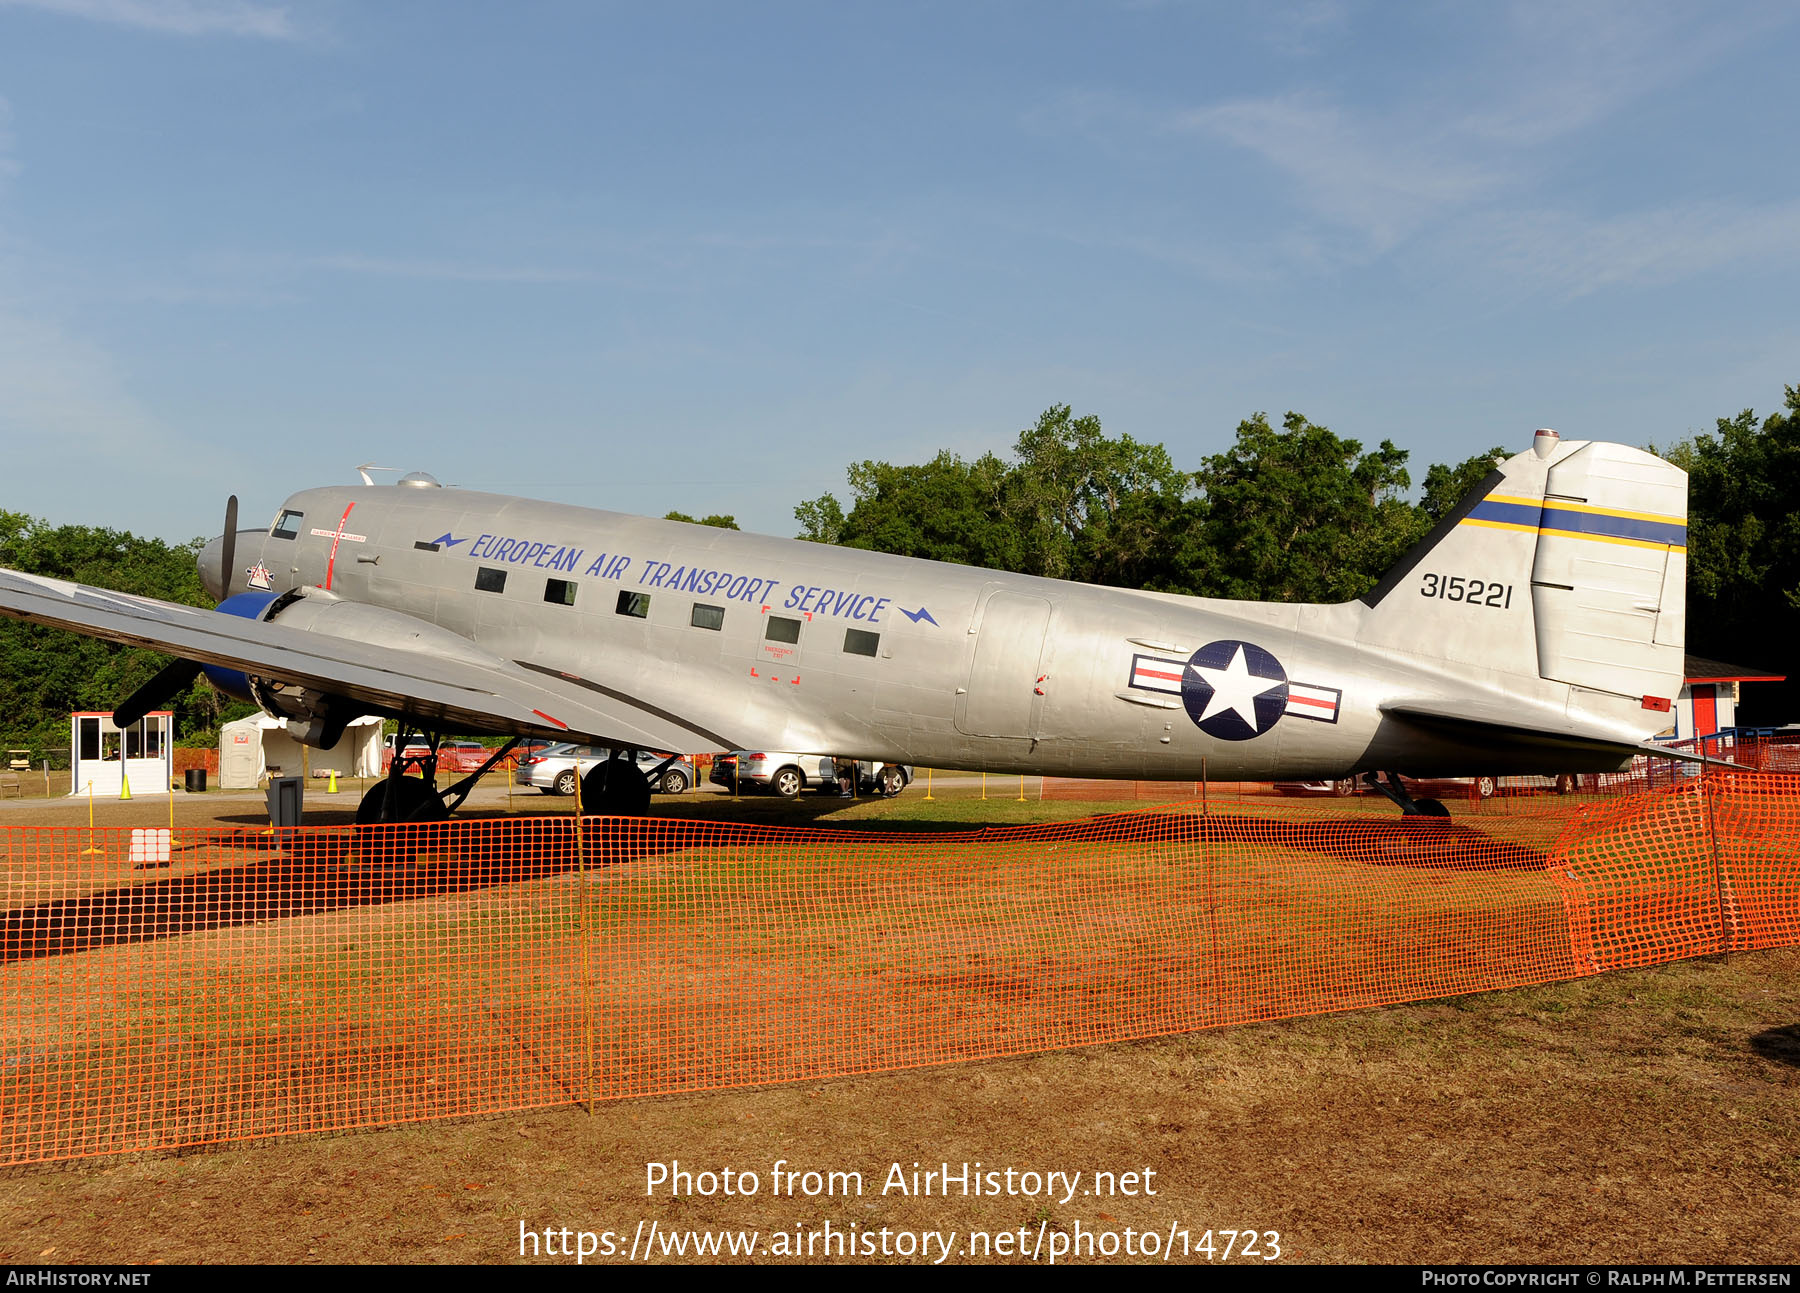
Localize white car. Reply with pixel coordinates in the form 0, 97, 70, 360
709, 751, 912, 798
518, 744, 694, 795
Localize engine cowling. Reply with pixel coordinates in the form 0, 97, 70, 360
200, 590, 283, 703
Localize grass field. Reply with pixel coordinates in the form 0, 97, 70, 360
0, 781, 1796, 1264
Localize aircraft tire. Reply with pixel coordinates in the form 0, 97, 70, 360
581, 760, 652, 817
354, 776, 449, 825
877, 765, 906, 797
352, 777, 449, 867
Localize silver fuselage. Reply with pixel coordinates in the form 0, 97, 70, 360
195, 478, 1642, 782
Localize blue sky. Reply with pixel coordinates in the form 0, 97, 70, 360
1, 0, 1796, 543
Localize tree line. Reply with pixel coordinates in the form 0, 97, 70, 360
0, 514, 254, 758
797, 389, 1799, 723
0, 384, 1792, 753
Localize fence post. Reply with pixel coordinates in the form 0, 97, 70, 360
1701, 761, 1740, 953
574, 759, 594, 1112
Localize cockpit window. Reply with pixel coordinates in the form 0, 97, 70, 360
271, 510, 304, 540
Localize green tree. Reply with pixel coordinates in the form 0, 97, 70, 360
1189, 412, 1421, 602
794, 493, 847, 545
1007, 404, 1192, 584
1655, 385, 1800, 722
1419, 446, 1509, 522
0, 512, 245, 756
663, 511, 740, 529
795, 451, 1028, 569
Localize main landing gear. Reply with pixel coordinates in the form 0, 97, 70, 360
580, 752, 653, 818
1363, 771, 1451, 822
354, 729, 523, 825
353, 731, 660, 824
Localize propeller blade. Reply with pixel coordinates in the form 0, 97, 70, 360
113, 658, 205, 730
220, 495, 238, 600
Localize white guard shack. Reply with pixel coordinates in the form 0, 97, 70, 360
219, 714, 384, 789
69, 710, 174, 798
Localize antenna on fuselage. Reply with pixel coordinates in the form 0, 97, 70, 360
355, 463, 399, 486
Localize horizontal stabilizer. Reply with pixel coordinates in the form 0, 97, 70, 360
1380, 699, 1742, 769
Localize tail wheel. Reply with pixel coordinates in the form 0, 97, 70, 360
553, 769, 578, 796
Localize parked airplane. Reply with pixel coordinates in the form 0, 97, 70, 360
0, 428, 1691, 822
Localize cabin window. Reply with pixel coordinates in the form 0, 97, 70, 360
616, 591, 651, 619
545, 578, 577, 606
271, 510, 303, 540
690, 603, 725, 631
764, 615, 801, 644
475, 567, 507, 593
843, 628, 880, 657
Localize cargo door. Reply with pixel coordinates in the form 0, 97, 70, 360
955, 591, 1052, 738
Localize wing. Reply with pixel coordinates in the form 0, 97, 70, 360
0, 567, 740, 751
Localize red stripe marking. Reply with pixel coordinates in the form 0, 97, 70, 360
1286, 694, 1337, 711
323, 501, 356, 591
1135, 668, 1183, 682
531, 709, 568, 729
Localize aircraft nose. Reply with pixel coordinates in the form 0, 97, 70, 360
197, 528, 265, 601
198, 535, 225, 601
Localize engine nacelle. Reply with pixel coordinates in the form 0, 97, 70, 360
205, 587, 509, 748
201, 590, 283, 703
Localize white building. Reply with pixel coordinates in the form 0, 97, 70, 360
69, 711, 173, 797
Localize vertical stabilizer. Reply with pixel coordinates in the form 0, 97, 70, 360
1355, 443, 1551, 674
1358, 436, 1687, 717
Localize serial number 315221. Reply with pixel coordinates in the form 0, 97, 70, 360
1420, 573, 1513, 608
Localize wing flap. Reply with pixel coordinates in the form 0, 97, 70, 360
0, 568, 736, 751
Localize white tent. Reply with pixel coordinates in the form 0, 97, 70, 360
218, 715, 384, 789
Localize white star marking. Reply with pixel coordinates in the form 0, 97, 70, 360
1189, 645, 1284, 731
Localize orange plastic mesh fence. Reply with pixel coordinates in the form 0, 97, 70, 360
2, 773, 1796, 1166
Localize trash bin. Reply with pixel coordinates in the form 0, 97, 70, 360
265, 776, 304, 828
184, 768, 207, 793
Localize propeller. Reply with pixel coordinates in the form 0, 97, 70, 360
111, 494, 237, 730
219, 494, 237, 602
112, 658, 205, 729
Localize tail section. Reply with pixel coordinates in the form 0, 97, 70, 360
1359, 430, 1687, 724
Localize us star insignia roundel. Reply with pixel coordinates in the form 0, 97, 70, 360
1179, 640, 1289, 740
